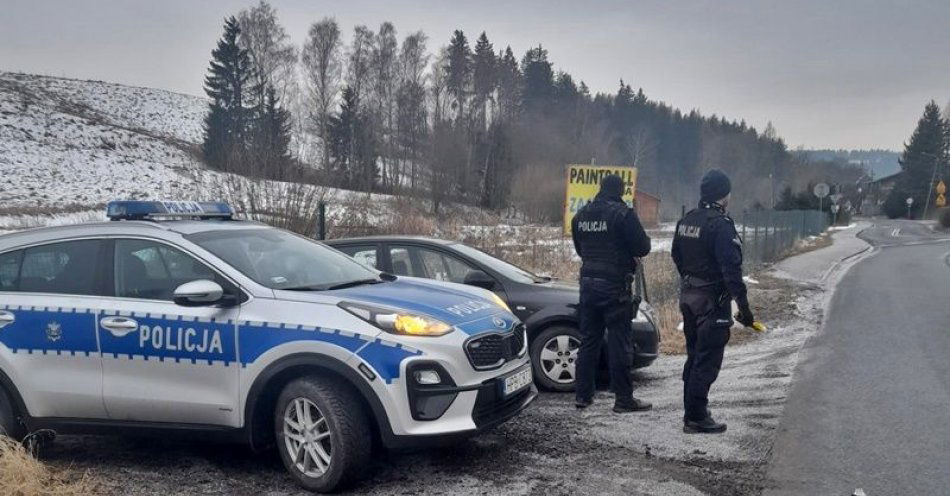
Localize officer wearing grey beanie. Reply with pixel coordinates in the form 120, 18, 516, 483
671, 169, 754, 434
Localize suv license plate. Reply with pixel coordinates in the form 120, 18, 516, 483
502, 365, 532, 397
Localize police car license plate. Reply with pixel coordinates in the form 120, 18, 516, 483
502, 365, 532, 397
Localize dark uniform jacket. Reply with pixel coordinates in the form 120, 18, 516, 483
571, 192, 652, 283
671, 203, 749, 309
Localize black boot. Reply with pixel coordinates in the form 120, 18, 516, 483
575, 397, 593, 409
683, 416, 727, 434
613, 397, 652, 413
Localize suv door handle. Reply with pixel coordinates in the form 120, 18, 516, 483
0, 310, 14, 329
100, 316, 139, 337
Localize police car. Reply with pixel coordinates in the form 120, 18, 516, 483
0, 201, 535, 492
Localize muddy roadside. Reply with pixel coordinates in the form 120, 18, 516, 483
37, 226, 870, 495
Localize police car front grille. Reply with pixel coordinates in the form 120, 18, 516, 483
465, 324, 526, 370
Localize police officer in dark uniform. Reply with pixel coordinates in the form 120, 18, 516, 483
672, 169, 755, 433
571, 174, 652, 413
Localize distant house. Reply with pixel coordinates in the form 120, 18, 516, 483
634, 190, 661, 227
865, 171, 902, 215
871, 171, 902, 197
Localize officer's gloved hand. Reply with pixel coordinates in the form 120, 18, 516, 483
735, 303, 755, 328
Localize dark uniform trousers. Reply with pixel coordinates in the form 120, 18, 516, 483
680, 285, 732, 421
575, 277, 635, 403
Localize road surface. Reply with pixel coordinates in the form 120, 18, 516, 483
766, 220, 950, 495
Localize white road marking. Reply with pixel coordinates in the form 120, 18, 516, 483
891, 228, 901, 237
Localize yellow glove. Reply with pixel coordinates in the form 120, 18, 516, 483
750, 321, 767, 332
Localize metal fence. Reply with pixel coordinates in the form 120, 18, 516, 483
738, 209, 830, 267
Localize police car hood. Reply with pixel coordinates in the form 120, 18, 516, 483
278, 277, 516, 333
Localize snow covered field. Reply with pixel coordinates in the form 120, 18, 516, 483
0, 72, 207, 207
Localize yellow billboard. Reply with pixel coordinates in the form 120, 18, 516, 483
563, 165, 638, 234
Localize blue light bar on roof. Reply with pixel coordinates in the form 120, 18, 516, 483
106, 201, 234, 220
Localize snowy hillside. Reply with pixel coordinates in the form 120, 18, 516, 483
0, 72, 208, 208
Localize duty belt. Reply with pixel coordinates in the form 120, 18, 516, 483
681, 275, 724, 289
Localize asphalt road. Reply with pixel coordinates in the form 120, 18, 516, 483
766, 220, 950, 495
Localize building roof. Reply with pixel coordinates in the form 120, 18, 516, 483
871, 171, 902, 185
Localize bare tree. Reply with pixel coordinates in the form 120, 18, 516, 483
398, 32, 429, 87
429, 47, 450, 125
369, 23, 399, 189
396, 31, 430, 190
347, 26, 376, 105
301, 18, 343, 171
236, 0, 297, 102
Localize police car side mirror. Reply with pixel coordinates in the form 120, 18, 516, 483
173, 280, 224, 307
463, 270, 495, 290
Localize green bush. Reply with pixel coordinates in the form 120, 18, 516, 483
938, 207, 950, 228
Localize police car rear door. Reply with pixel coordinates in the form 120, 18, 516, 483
0, 239, 109, 419
97, 238, 241, 426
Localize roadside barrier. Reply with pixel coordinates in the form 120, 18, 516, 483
739, 209, 830, 269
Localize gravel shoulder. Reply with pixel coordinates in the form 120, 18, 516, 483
40, 225, 871, 495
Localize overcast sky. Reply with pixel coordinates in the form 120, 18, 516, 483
2, 0, 948, 150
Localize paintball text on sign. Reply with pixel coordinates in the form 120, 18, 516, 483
563, 165, 638, 234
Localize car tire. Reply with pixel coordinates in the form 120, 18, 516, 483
274, 375, 372, 493
530, 325, 582, 392
0, 386, 25, 441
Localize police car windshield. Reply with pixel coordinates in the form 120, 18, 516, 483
450, 243, 545, 284
187, 228, 380, 290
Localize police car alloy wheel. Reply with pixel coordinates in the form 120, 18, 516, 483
275, 376, 371, 492
282, 397, 332, 478
530, 326, 581, 392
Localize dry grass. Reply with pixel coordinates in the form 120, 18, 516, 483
780, 232, 833, 259
0, 438, 99, 496
656, 299, 685, 354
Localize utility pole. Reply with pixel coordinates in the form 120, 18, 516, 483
923, 159, 941, 220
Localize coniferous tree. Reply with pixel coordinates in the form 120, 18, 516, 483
884, 101, 949, 218
495, 46, 521, 121
520, 45, 555, 116
472, 32, 496, 129
328, 87, 378, 190
203, 16, 254, 172
252, 85, 293, 179
445, 30, 472, 123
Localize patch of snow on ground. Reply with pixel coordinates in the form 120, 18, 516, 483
829, 223, 857, 231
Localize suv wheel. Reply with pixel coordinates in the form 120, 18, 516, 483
530, 326, 581, 392
275, 375, 371, 492
0, 386, 25, 441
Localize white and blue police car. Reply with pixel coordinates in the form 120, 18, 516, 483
0, 201, 535, 492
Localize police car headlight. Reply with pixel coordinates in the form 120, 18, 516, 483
339, 302, 454, 337
489, 292, 511, 313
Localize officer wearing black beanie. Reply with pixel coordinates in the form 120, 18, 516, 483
571, 174, 652, 413
671, 169, 754, 434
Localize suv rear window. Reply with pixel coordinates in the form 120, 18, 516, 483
0, 250, 22, 291
17, 240, 103, 296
